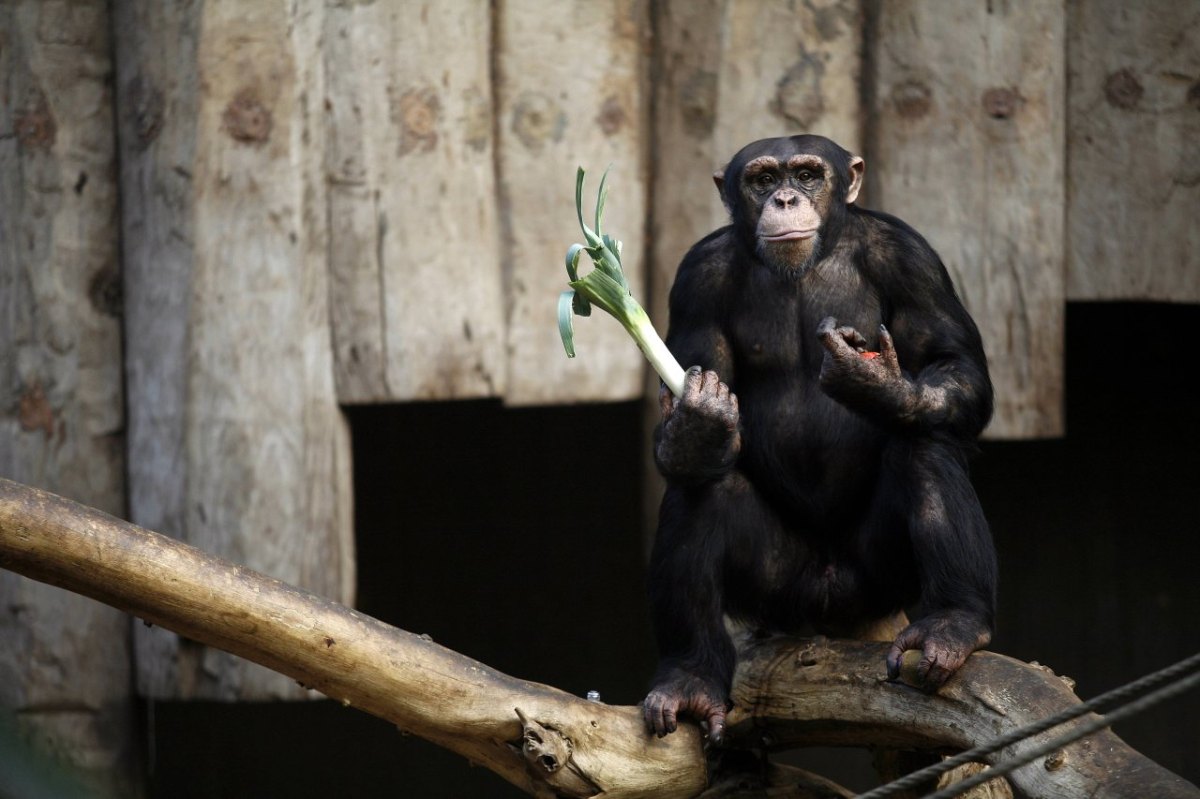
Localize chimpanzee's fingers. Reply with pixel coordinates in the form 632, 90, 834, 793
817, 317, 856, 358
837, 325, 868, 350
659, 383, 675, 419
886, 626, 924, 680
682, 365, 704, 403
879, 325, 900, 372
643, 692, 673, 738
706, 707, 727, 746
700, 369, 722, 393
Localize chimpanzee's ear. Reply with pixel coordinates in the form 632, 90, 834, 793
713, 168, 729, 209
846, 156, 865, 205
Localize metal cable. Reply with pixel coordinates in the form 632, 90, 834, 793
920, 667, 1200, 799
856, 650, 1200, 799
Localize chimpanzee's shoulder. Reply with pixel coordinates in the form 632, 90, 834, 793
675, 226, 738, 284
849, 206, 948, 285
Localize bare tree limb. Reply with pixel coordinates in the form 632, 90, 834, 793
1, 477, 1196, 799
724, 636, 1198, 798
0, 478, 706, 798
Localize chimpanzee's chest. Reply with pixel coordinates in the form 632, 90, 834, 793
726, 261, 887, 516
728, 260, 883, 380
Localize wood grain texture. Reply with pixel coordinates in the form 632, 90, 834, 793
868, 0, 1066, 439
1066, 0, 1200, 302
324, 0, 507, 402
114, 0, 354, 700
0, 2, 136, 795
497, 0, 651, 405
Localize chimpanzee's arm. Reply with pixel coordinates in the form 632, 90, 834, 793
654, 234, 742, 483
817, 220, 993, 442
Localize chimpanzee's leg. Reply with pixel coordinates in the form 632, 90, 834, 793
643, 471, 769, 742
886, 439, 997, 688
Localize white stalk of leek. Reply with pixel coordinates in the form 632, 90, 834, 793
557, 167, 686, 397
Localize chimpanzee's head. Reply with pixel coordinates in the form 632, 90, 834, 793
715, 134, 864, 275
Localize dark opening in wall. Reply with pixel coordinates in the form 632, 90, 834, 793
147, 303, 1198, 797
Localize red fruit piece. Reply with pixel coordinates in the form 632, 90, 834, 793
861, 351, 880, 360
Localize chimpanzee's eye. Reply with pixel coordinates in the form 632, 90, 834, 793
797, 170, 815, 183
754, 173, 776, 190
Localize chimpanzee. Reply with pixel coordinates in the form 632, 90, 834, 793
643, 134, 996, 742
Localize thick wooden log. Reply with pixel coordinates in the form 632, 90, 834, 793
4, 477, 1194, 798
867, 0, 1066, 439
497, 0, 650, 405
726, 636, 1198, 799
112, 0, 354, 699
0, 2, 136, 795
1065, 0, 1200, 302
0, 478, 708, 799
323, 0, 507, 402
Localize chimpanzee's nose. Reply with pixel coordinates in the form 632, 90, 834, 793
773, 190, 799, 208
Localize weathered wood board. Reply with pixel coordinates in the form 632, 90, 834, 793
1066, 0, 1200, 302
497, 0, 651, 405
113, 0, 354, 700
869, 0, 1066, 439
324, 0, 507, 402
0, 1, 136, 794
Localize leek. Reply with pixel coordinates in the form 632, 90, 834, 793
557, 167, 686, 397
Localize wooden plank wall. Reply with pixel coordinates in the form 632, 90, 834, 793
868, 0, 1067, 439
499, 0, 650, 405
114, 0, 353, 700
1066, 0, 1200, 302
325, 0, 508, 402
0, 1, 136, 795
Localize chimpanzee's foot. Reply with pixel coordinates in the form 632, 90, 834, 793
886, 610, 991, 690
642, 671, 730, 742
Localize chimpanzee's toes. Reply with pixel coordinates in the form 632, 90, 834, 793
642, 689, 680, 738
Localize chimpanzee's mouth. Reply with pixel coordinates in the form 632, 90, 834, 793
762, 229, 817, 242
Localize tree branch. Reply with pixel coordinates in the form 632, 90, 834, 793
0, 478, 705, 798
1, 477, 1195, 799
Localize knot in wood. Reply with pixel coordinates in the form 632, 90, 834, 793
15, 92, 56, 151
223, 89, 273, 144
891, 79, 932, 120
596, 95, 627, 136
126, 76, 164, 147
982, 87, 1020, 120
1103, 69, 1143, 110
393, 86, 441, 156
511, 92, 566, 152
516, 708, 571, 774
773, 57, 827, 128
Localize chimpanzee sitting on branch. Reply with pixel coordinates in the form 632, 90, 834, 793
643, 134, 997, 743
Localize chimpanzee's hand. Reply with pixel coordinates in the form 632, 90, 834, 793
655, 367, 741, 481
886, 610, 992, 691
816, 317, 916, 420
643, 668, 731, 744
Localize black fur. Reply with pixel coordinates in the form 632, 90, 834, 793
644, 135, 997, 741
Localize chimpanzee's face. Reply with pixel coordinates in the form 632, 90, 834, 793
717, 135, 863, 275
